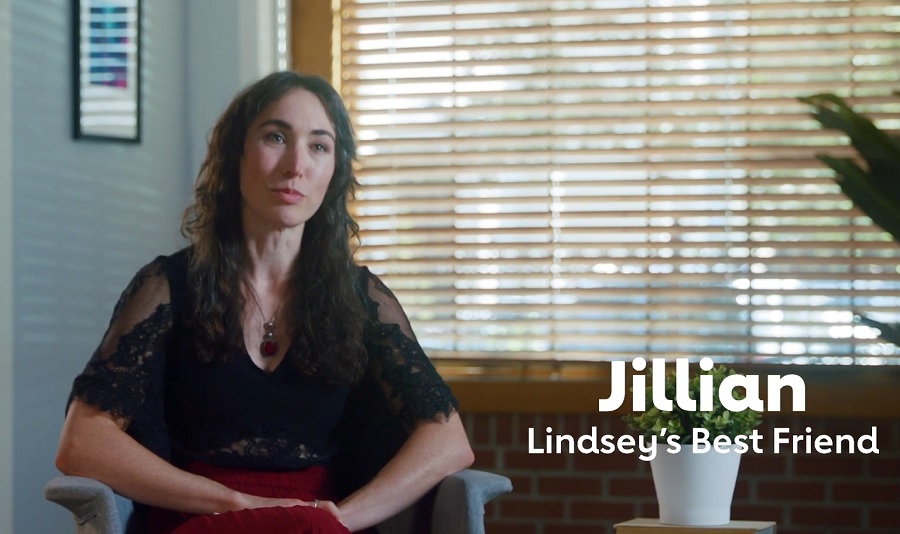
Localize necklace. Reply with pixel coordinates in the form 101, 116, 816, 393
246, 283, 280, 358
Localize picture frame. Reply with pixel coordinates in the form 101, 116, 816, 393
72, 0, 141, 142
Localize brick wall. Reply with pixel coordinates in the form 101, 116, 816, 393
463, 413, 900, 534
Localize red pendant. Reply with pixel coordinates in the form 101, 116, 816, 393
261, 320, 278, 357
261, 339, 278, 357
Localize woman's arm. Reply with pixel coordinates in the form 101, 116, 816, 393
335, 412, 474, 532
57, 401, 309, 513
56, 400, 264, 513
55, 258, 312, 515
335, 269, 475, 531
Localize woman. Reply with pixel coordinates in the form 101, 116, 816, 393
55, 71, 474, 533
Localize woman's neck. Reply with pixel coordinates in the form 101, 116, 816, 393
243, 223, 304, 292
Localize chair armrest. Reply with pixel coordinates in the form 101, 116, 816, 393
432, 469, 513, 534
44, 475, 132, 534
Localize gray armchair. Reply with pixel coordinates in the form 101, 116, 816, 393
45, 469, 512, 534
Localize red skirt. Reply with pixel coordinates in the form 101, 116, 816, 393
146, 462, 350, 534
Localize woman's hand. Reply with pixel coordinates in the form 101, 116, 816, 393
311, 500, 345, 525
238, 494, 305, 510
238, 495, 345, 525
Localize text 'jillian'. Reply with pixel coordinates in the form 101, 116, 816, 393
598, 357, 806, 413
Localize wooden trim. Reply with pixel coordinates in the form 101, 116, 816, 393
290, 0, 333, 80
449, 365, 900, 418
302, 5, 900, 421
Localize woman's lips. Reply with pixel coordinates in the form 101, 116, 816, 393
272, 188, 304, 204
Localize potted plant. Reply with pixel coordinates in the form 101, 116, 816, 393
623, 363, 762, 526
800, 92, 900, 345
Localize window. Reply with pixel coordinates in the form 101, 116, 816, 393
276, 0, 290, 71
336, 0, 900, 366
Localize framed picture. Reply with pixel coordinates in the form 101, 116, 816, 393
72, 0, 141, 142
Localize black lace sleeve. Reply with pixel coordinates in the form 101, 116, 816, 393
360, 268, 458, 430
68, 257, 173, 431
333, 268, 459, 497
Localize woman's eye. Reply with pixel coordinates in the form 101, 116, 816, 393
266, 132, 285, 143
312, 143, 331, 153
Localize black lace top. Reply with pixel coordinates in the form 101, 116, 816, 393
68, 249, 457, 474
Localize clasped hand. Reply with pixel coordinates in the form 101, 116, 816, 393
239, 494, 344, 525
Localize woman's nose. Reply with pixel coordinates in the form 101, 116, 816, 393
281, 145, 306, 177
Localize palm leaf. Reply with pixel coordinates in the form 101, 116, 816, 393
818, 155, 900, 243
802, 92, 900, 347
856, 315, 900, 346
800, 94, 900, 174
800, 93, 900, 242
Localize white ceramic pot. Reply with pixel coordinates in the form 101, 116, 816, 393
649, 443, 742, 526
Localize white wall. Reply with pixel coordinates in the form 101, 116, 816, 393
11, 0, 189, 531
186, 0, 281, 178
0, 0, 14, 531
7, 0, 283, 532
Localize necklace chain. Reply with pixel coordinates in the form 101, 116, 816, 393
246, 283, 276, 323
247, 282, 280, 357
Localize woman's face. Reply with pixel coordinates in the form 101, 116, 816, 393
239, 88, 337, 233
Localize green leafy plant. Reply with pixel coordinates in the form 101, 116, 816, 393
855, 315, 900, 346
623, 364, 762, 443
799, 92, 900, 242
800, 92, 900, 345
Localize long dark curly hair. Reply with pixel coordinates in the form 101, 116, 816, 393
181, 71, 367, 385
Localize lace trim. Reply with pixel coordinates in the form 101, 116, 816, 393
198, 437, 321, 464
363, 270, 458, 430
71, 302, 172, 424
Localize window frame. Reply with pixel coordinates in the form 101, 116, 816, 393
291, 2, 900, 408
